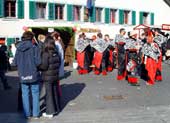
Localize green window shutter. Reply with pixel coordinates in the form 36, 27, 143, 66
119, 9, 124, 24
90, 7, 96, 22
48, 3, 55, 20
105, 8, 110, 24
29, 1, 36, 19
0, 0, 4, 18
132, 11, 136, 25
17, 0, 24, 19
7, 38, 15, 46
67, 4, 73, 21
139, 12, 143, 24
150, 13, 154, 25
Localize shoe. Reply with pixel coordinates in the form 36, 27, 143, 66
129, 83, 140, 86
146, 82, 154, 86
4, 86, 11, 90
102, 70, 107, 76
78, 70, 83, 74
26, 116, 39, 121
94, 70, 100, 75
155, 76, 162, 82
107, 67, 113, 72
117, 75, 124, 80
26, 116, 31, 119
42, 113, 53, 118
31, 116, 39, 119
83, 69, 88, 74
27, 117, 40, 122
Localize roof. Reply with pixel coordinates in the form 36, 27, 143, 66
133, 24, 150, 30
164, 0, 170, 7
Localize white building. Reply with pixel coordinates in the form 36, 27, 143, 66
1, 0, 170, 41
0, 0, 170, 63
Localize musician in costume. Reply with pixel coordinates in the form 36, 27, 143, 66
138, 31, 148, 80
76, 33, 90, 74
125, 31, 141, 86
142, 31, 161, 85
104, 34, 114, 72
152, 28, 166, 81
115, 28, 126, 80
153, 28, 167, 58
90, 33, 109, 75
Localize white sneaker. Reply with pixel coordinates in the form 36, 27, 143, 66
42, 113, 53, 118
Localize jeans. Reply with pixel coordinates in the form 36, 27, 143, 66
21, 82, 40, 117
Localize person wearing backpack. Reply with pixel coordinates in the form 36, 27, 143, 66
14, 31, 41, 119
39, 36, 61, 118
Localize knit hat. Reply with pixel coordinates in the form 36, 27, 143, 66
22, 31, 34, 41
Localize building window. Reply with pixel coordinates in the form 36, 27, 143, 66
140, 12, 150, 25
5, 0, 16, 17
55, 4, 64, 20
110, 9, 117, 23
143, 12, 149, 24
96, 7, 102, 22
73, 5, 81, 21
84, 8, 89, 22
124, 10, 129, 24
36, 3, 46, 19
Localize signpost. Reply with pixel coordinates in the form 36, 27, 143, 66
162, 24, 170, 31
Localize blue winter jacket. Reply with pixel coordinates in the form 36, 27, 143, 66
14, 40, 41, 83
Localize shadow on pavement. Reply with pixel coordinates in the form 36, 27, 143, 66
39, 70, 74, 113
40, 82, 86, 114
0, 75, 20, 113
0, 75, 28, 123
60, 83, 86, 111
60, 70, 73, 80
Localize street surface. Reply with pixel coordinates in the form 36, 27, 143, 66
1, 63, 170, 123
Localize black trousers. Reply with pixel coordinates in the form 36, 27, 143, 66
117, 52, 126, 76
0, 71, 8, 88
84, 51, 90, 70
117, 44, 126, 76
102, 50, 109, 71
45, 82, 60, 115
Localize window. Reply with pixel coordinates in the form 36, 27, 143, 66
84, 8, 89, 22
143, 12, 149, 24
73, 5, 81, 21
124, 10, 129, 24
96, 7, 102, 22
139, 12, 150, 25
55, 4, 64, 20
36, 3, 46, 19
5, 0, 16, 17
110, 9, 117, 23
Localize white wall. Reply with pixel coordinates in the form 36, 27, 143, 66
65, 0, 170, 25
1, 0, 170, 38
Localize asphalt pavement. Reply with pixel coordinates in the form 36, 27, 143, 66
1, 63, 170, 123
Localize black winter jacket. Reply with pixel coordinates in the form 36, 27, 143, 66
39, 50, 61, 83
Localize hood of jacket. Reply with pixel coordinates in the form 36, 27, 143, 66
17, 40, 33, 52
